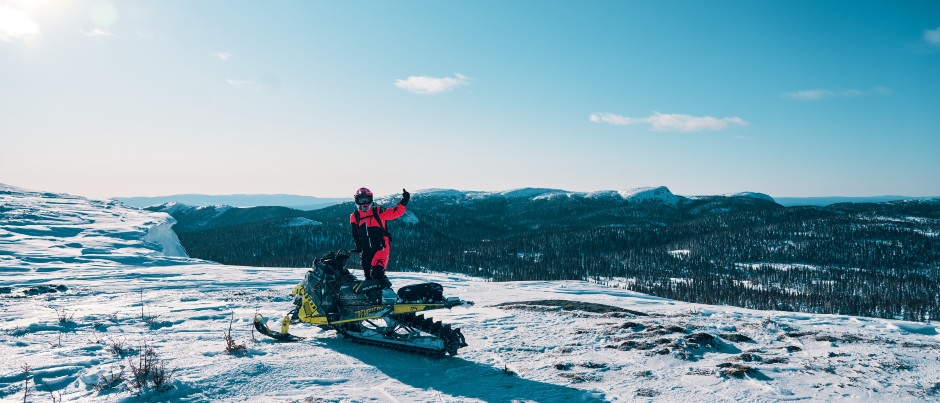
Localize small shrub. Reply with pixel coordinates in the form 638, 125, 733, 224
107, 338, 132, 357
579, 362, 608, 369
558, 372, 602, 383
786, 331, 815, 338
717, 363, 756, 378
648, 348, 670, 356
38, 379, 63, 403
673, 350, 693, 360
815, 334, 838, 342
87, 332, 103, 345
636, 387, 660, 397
720, 333, 753, 343
143, 314, 161, 328
21, 364, 32, 401
138, 289, 160, 328
126, 342, 175, 395
93, 366, 125, 392
686, 333, 716, 345
224, 313, 247, 356
50, 331, 64, 348
55, 308, 75, 324
686, 367, 715, 376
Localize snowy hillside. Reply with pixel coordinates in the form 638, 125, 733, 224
3, 185, 940, 402
0, 184, 189, 264
417, 186, 752, 205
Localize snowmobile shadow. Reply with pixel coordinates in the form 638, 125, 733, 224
334, 342, 607, 402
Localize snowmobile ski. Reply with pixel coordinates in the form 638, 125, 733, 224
253, 313, 305, 342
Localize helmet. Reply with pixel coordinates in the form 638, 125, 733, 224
354, 187, 373, 211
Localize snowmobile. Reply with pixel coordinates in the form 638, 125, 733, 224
254, 249, 473, 357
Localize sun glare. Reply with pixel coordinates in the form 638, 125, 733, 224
0, 4, 40, 41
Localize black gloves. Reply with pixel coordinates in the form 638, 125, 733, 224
400, 188, 411, 206
351, 238, 362, 254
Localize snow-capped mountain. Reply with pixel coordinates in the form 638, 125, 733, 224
113, 194, 347, 211
416, 186, 767, 206
3, 184, 940, 402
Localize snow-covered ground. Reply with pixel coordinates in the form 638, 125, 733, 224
2, 184, 940, 402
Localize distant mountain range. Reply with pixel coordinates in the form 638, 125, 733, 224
113, 194, 347, 211
113, 188, 937, 210
773, 195, 939, 206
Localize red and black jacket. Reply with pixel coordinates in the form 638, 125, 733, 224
350, 204, 406, 252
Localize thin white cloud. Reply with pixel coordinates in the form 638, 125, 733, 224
590, 112, 747, 132
783, 86, 891, 101
80, 28, 114, 38
395, 73, 469, 94
0, 4, 40, 42
926, 27, 940, 46
783, 89, 834, 100
226, 79, 253, 87
216, 52, 232, 61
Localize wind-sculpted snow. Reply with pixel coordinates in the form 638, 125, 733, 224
3, 184, 940, 402
0, 184, 190, 270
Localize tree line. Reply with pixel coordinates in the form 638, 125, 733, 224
168, 196, 940, 321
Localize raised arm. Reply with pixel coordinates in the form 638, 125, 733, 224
379, 189, 410, 221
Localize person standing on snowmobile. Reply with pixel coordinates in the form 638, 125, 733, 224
350, 187, 410, 289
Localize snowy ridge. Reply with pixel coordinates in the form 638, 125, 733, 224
3, 183, 940, 402
414, 186, 758, 206
0, 184, 190, 266
415, 188, 470, 198
499, 188, 569, 199
616, 186, 683, 205
723, 192, 775, 202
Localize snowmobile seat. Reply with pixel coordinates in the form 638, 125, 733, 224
352, 278, 389, 295
397, 282, 444, 303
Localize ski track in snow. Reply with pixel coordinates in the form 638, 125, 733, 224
3, 184, 940, 402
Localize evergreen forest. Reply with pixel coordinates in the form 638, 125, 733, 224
152, 190, 940, 322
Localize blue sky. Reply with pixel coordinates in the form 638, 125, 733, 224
2, 0, 939, 200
